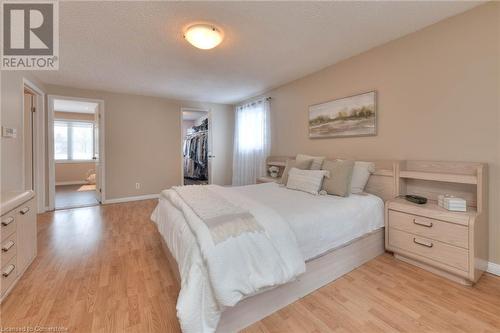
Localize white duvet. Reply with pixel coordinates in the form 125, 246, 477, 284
151, 185, 305, 333
235, 183, 385, 260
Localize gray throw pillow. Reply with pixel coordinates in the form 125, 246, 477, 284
280, 158, 312, 185
296, 154, 325, 170
321, 159, 355, 197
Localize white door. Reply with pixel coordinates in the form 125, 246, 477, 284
94, 107, 102, 203
207, 113, 214, 184
23, 92, 34, 190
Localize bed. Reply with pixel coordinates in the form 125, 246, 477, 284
151, 159, 397, 332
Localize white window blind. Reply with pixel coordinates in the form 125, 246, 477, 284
54, 120, 95, 161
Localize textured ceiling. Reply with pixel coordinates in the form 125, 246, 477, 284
35, 1, 482, 104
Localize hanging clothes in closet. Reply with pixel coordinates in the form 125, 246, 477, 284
183, 119, 208, 181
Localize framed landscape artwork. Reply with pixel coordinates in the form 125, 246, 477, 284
308, 91, 377, 138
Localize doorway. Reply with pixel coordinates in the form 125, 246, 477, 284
181, 108, 211, 185
47, 96, 105, 210
23, 79, 45, 212
23, 89, 35, 191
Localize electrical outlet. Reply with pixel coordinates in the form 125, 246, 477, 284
135, 182, 141, 190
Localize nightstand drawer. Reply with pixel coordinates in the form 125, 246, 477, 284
388, 228, 469, 272
388, 210, 468, 249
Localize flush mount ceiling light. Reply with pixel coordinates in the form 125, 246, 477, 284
184, 24, 224, 50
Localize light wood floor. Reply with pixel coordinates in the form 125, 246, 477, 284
1, 200, 499, 332
55, 184, 99, 209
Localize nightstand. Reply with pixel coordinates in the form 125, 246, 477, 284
256, 176, 279, 184
257, 156, 289, 184
386, 161, 488, 285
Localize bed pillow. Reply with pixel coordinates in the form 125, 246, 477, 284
286, 168, 329, 195
321, 159, 355, 197
351, 161, 376, 194
296, 154, 325, 170
280, 158, 312, 185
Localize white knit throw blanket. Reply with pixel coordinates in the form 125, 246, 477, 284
173, 185, 263, 244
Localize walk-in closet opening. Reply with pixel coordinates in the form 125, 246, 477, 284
181, 108, 211, 185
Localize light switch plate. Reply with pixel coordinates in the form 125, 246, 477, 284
2, 126, 17, 138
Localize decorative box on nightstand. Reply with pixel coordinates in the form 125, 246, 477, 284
386, 161, 488, 285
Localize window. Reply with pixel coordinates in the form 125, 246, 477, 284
54, 120, 95, 161
232, 99, 271, 186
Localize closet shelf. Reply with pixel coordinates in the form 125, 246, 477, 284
399, 170, 477, 184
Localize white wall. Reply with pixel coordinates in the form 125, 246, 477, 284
44, 85, 235, 201
1, 72, 46, 193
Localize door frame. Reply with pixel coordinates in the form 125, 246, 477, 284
47, 95, 106, 210
22, 78, 45, 213
180, 107, 212, 185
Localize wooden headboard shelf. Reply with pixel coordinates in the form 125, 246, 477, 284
265, 155, 399, 202
395, 160, 487, 211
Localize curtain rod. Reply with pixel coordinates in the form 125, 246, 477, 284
238, 96, 272, 108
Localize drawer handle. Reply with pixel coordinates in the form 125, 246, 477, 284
2, 264, 15, 277
2, 240, 14, 252
1, 216, 14, 226
20, 207, 30, 215
413, 238, 433, 248
413, 218, 433, 228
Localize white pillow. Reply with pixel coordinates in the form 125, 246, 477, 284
286, 168, 329, 195
296, 154, 325, 170
350, 161, 375, 193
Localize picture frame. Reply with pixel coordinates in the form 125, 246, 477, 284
308, 91, 377, 138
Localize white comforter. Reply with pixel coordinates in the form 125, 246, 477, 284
151, 185, 305, 333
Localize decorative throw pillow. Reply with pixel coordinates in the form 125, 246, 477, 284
280, 158, 312, 185
296, 154, 325, 170
350, 161, 376, 194
286, 168, 329, 195
321, 159, 355, 197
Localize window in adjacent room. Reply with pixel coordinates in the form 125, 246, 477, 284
54, 120, 95, 161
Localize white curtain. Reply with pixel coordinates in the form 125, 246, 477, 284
232, 98, 271, 186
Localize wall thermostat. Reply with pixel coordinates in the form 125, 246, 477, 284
2, 126, 17, 138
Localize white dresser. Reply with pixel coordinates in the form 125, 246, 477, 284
1, 191, 37, 302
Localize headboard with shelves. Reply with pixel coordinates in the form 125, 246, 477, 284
265, 155, 399, 202
395, 160, 487, 213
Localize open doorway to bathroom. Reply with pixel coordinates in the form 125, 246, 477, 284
182, 108, 212, 185
47, 96, 105, 210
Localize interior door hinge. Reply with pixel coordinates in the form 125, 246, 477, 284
31, 107, 36, 113
99, 188, 102, 193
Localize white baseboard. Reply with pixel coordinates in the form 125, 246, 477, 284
487, 261, 500, 276
56, 180, 88, 186
103, 194, 159, 204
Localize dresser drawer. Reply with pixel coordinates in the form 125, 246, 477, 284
1, 256, 17, 296
388, 228, 469, 272
1, 215, 16, 242
1, 233, 16, 267
388, 210, 468, 249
